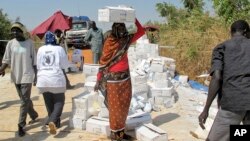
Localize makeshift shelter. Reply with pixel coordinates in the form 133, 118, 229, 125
31, 10, 72, 39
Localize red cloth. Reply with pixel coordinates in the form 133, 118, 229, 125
108, 18, 145, 72
97, 19, 145, 81
31, 11, 71, 39
107, 78, 132, 130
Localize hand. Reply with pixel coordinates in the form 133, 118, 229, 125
198, 110, 209, 130
0, 69, 5, 77
94, 81, 100, 92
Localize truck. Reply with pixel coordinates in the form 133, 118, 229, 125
65, 16, 91, 49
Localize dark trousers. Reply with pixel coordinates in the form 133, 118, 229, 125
42, 92, 65, 127
15, 83, 38, 127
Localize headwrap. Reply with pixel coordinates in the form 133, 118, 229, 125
11, 22, 30, 40
45, 31, 56, 45
111, 23, 128, 38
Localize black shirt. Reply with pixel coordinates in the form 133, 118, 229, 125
210, 35, 250, 111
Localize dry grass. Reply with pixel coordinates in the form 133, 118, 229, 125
159, 23, 229, 82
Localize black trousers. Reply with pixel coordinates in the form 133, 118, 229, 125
42, 92, 65, 127
15, 83, 38, 127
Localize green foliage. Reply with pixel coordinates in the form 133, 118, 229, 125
0, 9, 12, 59
156, 2, 189, 28
182, 0, 204, 13
0, 9, 11, 40
212, 0, 250, 24
154, 1, 230, 80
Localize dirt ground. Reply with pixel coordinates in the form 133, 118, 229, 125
0, 72, 205, 141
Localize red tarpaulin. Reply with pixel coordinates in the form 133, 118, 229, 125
31, 10, 72, 39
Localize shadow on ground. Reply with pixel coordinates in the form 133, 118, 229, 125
0, 96, 39, 110
153, 113, 180, 126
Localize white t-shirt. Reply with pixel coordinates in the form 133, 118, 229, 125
2, 39, 36, 84
36, 44, 69, 92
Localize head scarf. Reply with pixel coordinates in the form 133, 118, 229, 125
11, 22, 30, 40
111, 23, 128, 38
45, 31, 56, 45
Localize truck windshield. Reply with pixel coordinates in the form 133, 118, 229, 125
72, 22, 87, 30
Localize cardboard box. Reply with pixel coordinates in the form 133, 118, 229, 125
98, 6, 135, 23
86, 76, 97, 82
72, 108, 90, 120
83, 64, 100, 77
132, 83, 149, 95
72, 92, 89, 109
131, 72, 148, 84
86, 116, 111, 136
153, 96, 174, 108
136, 123, 168, 141
84, 81, 96, 92
150, 59, 164, 73
69, 116, 87, 130
150, 86, 173, 98
126, 112, 152, 130
72, 54, 82, 63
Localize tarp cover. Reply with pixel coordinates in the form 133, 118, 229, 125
31, 10, 72, 39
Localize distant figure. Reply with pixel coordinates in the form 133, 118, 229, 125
198, 20, 250, 141
94, 18, 145, 141
54, 29, 74, 89
0, 22, 38, 137
84, 21, 104, 64
54, 29, 67, 52
36, 31, 69, 135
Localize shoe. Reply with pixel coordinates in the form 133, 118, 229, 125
48, 122, 57, 135
18, 125, 25, 137
123, 133, 133, 140
56, 119, 61, 128
28, 114, 39, 125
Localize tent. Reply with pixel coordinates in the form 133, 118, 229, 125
31, 10, 72, 39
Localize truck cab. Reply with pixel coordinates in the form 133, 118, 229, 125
65, 16, 91, 49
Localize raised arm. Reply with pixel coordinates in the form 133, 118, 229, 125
130, 18, 145, 43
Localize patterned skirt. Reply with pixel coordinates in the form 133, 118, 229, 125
106, 77, 132, 131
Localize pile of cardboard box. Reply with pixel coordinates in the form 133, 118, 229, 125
69, 31, 172, 140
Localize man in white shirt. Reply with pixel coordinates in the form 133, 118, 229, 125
0, 22, 38, 137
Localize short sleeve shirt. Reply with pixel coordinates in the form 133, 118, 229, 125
2, 39, 36, 84
210, 35, 250, 111
36, 44, 69, 90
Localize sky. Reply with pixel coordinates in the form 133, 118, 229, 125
0, 0, 214, 32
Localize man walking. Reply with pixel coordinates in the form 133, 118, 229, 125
0, 22, 38, 137
199, 20, 250, 141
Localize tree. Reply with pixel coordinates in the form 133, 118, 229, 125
0, 9, 12, 64
182, 0, 204, 13
212, 0, 250, 23
156, 2, 188, 27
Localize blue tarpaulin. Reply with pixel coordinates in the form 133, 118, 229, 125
175, 75, 208, 92
188, 80, 208, 92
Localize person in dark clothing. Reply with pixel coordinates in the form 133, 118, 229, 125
198, 20, 250, 141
